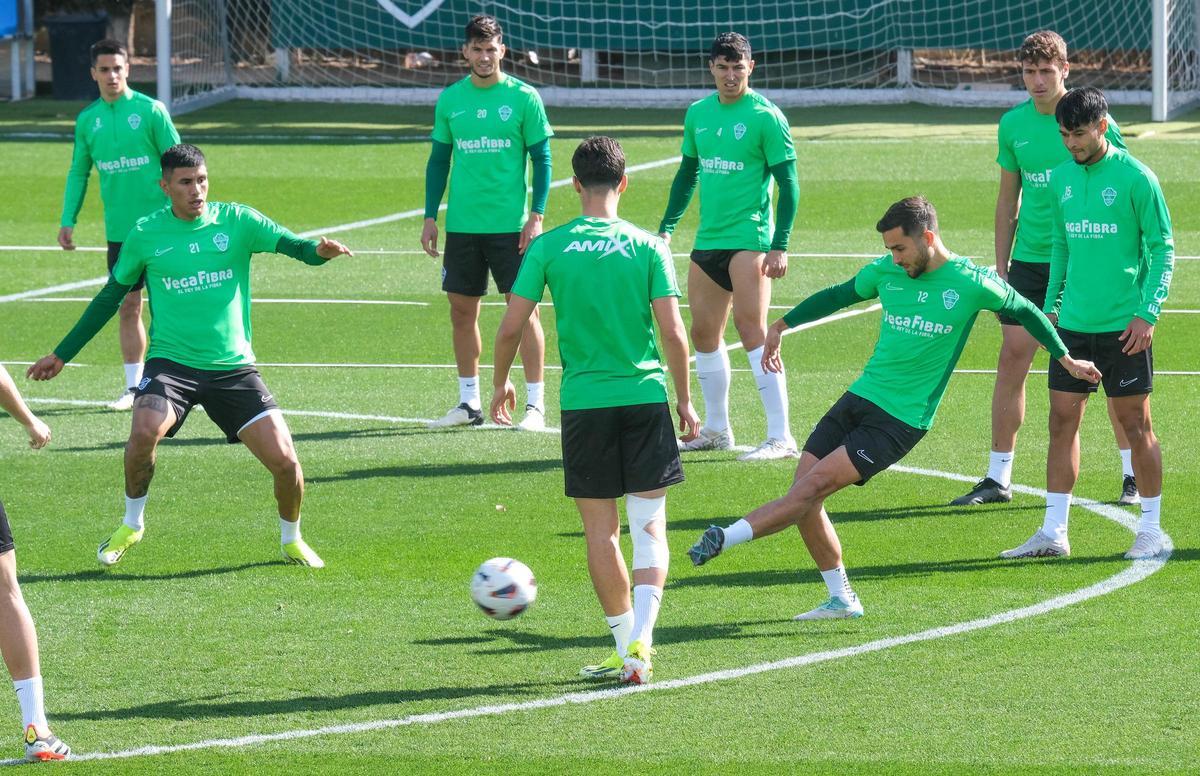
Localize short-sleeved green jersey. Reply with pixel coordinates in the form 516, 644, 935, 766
848, 256, 1024, 430
680, 90, 796, 251
1046, 145, 1174, 332
996, 99, 1124, 263
61, 89, 181, 241
510, 216, 681, 410
431, 73, 553, 234
113, 202, 288, 370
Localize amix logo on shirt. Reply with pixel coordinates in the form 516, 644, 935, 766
883, 310, 955, 338
563, 238, 632, 258
455, 137, 513, 153
161, 268, 234, 293
96, 155, 153, 173
700, 156, 745, 174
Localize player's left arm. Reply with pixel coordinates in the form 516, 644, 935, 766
1043, 184, 1069, 324
764, 159, 799, 279
520, 138, 552, 254
153, 102, 182, 152
996, 285, 1101, 383
1122, 171, 1175, 355
275, 232, 353, 264
0, 364, 51, 448
491, 295, 538, 426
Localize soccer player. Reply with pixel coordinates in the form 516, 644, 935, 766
0, 366, 70, 761
687, 197, 1099, 619
954, 30, 1137, 507
490, 136, 700, 683
29, 144, 352, 569
58, 39, 181, 411
422, 14, 552, 431
658, 32, 800, 461
1001, 87, 1173, 561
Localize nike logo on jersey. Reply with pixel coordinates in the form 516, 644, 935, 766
885, 282, 904, 291
856, 449, 875, 464
1014, 140, 1030, 148
1119, 378, 1139, 387
155, 247, 174, 256
695, 127, 709, 133
450, 110, 467, 119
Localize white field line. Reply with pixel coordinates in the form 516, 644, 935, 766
0, 277, 109, 304
0, 415, 1167, 765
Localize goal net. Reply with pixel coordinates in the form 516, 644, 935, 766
161, 0, 1200, 119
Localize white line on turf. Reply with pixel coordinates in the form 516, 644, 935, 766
0, 420, 1163, 765
0, 276, 109, 304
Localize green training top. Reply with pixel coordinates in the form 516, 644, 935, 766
112, 202, 306, 369
678, 89, 796, 251
1046, 144, 1174, 333
996, 100, 1124, 263
510, 216, 681, 410
431, 73, 553, 234
61, 89, 181, 241
800, 255, 1061, 430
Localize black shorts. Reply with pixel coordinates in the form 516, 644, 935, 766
0, 501, 14, 555
560, 402, 684, 499
107, 241, 146, 292
136, 358, 281, 444
803, 392, 927, 485
1048, 328, 1153, 396
690, 249, 745, 292
997, 260, 1049, 326
441, 232, 523, 296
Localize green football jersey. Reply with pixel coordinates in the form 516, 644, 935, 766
510, 216, 681, 410
680, 90, 796, 251
1046, 144, 1174, 333
112, 202, 291, 370
996, 99, 1124, 263
61, 89, 181, 241
432, 73, 553, 234
848, 255, 1028, 430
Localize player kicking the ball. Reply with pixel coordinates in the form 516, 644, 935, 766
687, 197, 1098, 619
491, 136, 699, 683
29, 143, 352, 570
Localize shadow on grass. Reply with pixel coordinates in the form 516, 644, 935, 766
18, 560, 279, 585
55, 677, 595, 722
55, 425, 425, 453
308, 458, 562, 484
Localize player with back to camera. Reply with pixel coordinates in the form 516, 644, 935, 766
491, 136, 700, 684
0, 365, 70, 761
658, 32, 801, 461
1000, 87, 1174, 561
687, 197, 1099, 619
58, 39, 181, 411
953, 30, 1138, 508
29, 143, 352, 570
422, 14, 552, 431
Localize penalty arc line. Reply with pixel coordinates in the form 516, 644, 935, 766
1, 404, 1172, 765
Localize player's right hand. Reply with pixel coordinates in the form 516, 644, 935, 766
420, 218, 440, 258
676, 400, 700, 442
490, 381, 516, 426
26, 355, 64, 381
24, 417, 51, 449
57, 227, 75, 251
1060, 356, 1101, 384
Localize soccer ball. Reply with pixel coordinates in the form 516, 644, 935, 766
470, 557, 537, 620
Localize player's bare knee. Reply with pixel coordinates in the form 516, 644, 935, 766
732, 316, 765, 350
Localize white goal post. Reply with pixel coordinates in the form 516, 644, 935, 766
156, 0, 1200, 120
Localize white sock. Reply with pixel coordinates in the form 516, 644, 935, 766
123, 495, 147, 532
747, 345, 792, 443
1119, 448, 1134, 478
987, 450, 1015, 488
693, 345, 731, 432
12, 677, 47, 732
722, 519, 754, 548
525, 381, 544, 411
1138, 495, 1162, 535
123, 363, 143, 391
458, 376, 481, 411
1041, 492, 1071, 539
630, 585, 663, 649
280, 517, 301, 545
605, 610, 634, 658
819, 566, 854, 600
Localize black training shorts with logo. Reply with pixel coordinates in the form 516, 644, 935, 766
135, 358, 281, 444
996, 260, 1049, 326
1048, 328, 1153, 396
107, 241, 146, 292
0, 500, 14, 554
441, 232, 524, 296
803, 392, 927, 485
561, 402, 684, 499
